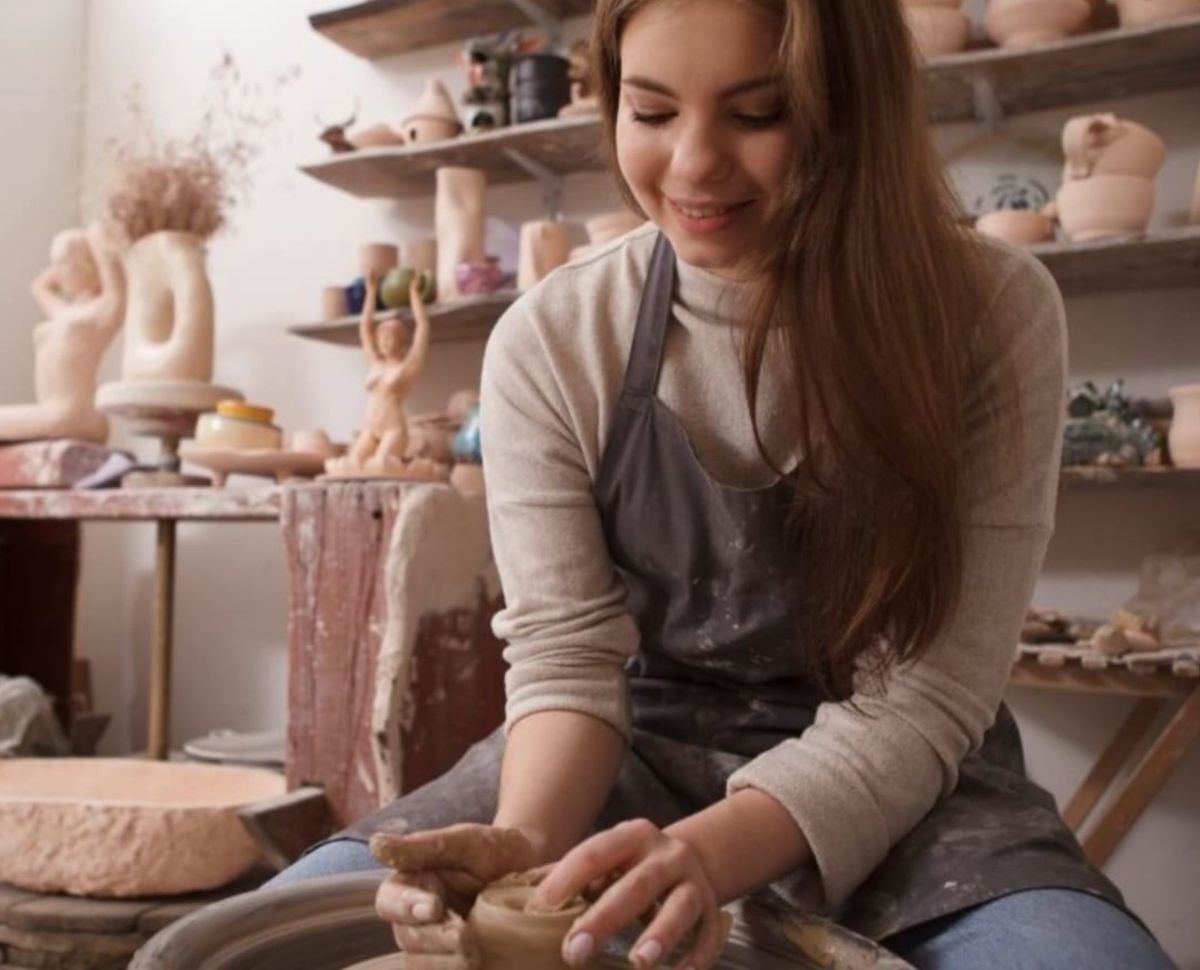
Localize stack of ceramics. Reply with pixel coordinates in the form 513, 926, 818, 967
1048, 113, 1166, 241
1109, 0, 1200, 26
899, 0, 971, 58
984, 0, 1093, 47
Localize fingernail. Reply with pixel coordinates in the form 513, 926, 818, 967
633, 939, 663, 966
412, 901, 435, 921
565, 932, 595, 965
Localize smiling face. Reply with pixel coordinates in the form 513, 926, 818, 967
615, 0, 793, 279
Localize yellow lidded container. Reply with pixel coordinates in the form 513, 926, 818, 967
195, 400, 283, 451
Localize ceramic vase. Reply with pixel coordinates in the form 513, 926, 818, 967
510, 53, 572, 124
903, 6, 971, 57
1052, 174, 1155, 241
1061, 114, 1167, 181
435, 167, 487, 301
121, 230, 214, 383
1168, 385, 1200, 468
1110, 0, 1200, 26
975, 209, 1055, 244
984, 0, 1092, 47
517, 221, 572, 290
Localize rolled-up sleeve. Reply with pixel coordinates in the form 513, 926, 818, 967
726, 248, 1068, 911
480, 302, 639, 741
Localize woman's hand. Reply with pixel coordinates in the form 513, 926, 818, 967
529, 818, 731, 970
373, 823, 543, 969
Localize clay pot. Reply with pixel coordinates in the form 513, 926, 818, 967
1168, 385, 1200, 467
322, 285, 349, 320
359, 243, 399, 279
1062, 114, 1166, 181
1110, 0, 1200, 26
510, 53, 572, 124
975, 209, 1055, 244
985, 0, 1092, 47
466, 883, 592, 970
1051, 174, 1155, 241
903, 7, 971, 57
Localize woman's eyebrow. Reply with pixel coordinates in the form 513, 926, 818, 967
621, 75, 777, 98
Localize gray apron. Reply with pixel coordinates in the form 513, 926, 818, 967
342, 232, 1126, 942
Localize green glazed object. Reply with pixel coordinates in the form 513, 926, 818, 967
380, 267, 436, 309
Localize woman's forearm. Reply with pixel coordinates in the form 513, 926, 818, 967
666, 788, 813, 906
493, 709, 626, 865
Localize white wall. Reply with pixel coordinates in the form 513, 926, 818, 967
0, 1, 87, 402
45, 1, 1200, 965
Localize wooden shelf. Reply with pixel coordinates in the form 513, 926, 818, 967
0, 487, 281, 522
309, 0, 592, 60
1032, 226, 1200, 296
289, 290, 518, 346
1059, 466, 1200, 490
926, 14, 1200, 123
300, 114, 604, 201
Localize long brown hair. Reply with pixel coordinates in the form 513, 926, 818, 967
591, 0, 1007, 698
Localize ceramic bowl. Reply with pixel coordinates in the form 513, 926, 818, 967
904, 7, 971, 56
1054, 174, 1155, 241
975, 209, 1056, 244
985, 0, 1092, 47
1111, 0, 1200, 26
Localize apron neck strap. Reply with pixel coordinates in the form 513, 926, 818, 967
621, 231, 676, 398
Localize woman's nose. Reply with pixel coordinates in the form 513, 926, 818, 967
671, 121, 735, 185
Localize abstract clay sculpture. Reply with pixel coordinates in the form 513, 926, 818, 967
121, 230, 215, 383
0, 223, 125, 444
324, 274, 448, 480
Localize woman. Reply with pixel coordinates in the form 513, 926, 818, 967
270, 1, 1175, 967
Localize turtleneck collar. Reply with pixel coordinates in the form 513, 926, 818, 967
670, 241, 756, 326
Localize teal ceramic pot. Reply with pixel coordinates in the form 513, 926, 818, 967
453, 401, 482, 463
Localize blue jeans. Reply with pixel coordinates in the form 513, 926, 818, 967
264, 839, 1176, 969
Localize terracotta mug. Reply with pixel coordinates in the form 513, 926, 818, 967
985, 0, 1092, 47
1168, 385, 1200, 468
1050, 174, 1155, 241
1061, 113, 1167, 181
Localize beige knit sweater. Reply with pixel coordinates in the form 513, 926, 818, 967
478, 221, 1066, 913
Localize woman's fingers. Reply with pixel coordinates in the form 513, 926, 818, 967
390, 910, 479, 958
376, 872, 445, 925
628, 882, 706, 969
673, 907, 734, 970
532, 818, 657, 912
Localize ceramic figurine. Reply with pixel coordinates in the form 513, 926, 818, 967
510, 52, 572, 124
517, 220, 572, 290
460, 31, 544, 133
984, 0, 1093, 47
900, 1, 970, 58
435, 167, 488, 301
317, 109, 357, 154
1109, 0, 1200, 26
324, 273, 448, 481
0, 223, 125, 445
456, 257, 515, 295
399, 79, 463, 145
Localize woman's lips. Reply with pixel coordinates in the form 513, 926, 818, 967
668, 197, 753, 234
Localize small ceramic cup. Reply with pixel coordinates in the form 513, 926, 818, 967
1052, 173, 1155, 241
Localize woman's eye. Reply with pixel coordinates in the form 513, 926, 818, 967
736, 110, 785, 129
630, 111, 674, 126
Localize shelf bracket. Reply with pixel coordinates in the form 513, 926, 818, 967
503, 147, 564, 221
503, 0, 564, 47
971, 76, 1005, 132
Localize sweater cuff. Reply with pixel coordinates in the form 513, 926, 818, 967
727, 739, 891, 912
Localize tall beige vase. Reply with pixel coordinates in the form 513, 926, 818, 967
121, 230, 214, 382
435, 167, 487, 302
517, 221, 572, 291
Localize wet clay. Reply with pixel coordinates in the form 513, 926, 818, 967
467, 883, 593, 970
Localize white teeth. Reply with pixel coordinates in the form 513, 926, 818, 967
675, 201, 739, 218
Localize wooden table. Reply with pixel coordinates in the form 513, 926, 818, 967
1010, 646, 1200, 867
0, 488, 280, 760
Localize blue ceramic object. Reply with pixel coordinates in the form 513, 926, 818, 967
344, 277, 387, 316
453, 401, 482, 464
